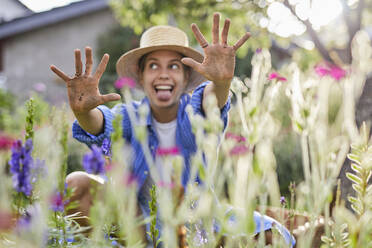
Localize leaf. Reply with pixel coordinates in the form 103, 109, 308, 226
249, 107, 257, 117
198, 163, 206, 181
350, 203, 362, 216
347, 154, 361, 165
351, 163, 363, 174
347, 196, 360, 205
352, 183, 364, 195
321, 235, 333, 244
295, 120, 303, 132
346, 172, 363, 185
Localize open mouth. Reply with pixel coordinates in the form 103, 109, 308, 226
154, 85, 174, 101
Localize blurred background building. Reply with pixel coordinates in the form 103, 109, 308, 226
0, 0, 117, 104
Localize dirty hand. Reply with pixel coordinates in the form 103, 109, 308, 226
50, 47, 121, 115
182, 13, 250, 87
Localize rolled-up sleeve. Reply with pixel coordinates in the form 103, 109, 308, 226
191, 81, 231, 129
72, 105, 115, 147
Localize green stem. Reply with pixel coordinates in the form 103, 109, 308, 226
301, 134, 311, 187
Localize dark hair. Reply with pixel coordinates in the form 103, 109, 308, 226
138, 52, 191, 78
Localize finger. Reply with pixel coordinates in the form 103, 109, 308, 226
50, 65, 71, 82
181, 58, 202, 74
85, 47, 93, 76
100, 93, 121, 104
191, 23, 209, 49
75, 49, 83, 77
221, 18, 230, 46
212, 13, 220, 44
94, 54, 109, 79
233, 32, 251, 51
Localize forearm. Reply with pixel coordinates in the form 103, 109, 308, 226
203, 81, 231, 110
74, 108, 104, 135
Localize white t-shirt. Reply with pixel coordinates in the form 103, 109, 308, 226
152, 118, 177, 182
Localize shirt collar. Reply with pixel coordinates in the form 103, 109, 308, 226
140, 94, 190, 127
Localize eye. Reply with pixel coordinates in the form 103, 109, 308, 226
149, 63, 158, 70
169, 64, 180, 70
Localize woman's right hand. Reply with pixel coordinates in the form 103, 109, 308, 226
50, 47, 121, 115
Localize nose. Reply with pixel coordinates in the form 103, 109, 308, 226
158, 70, 170, 80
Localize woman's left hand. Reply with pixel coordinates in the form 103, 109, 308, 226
181, 12, 250, 87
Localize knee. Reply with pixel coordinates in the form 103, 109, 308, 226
66, 171, 91, 198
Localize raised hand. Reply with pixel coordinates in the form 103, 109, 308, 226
181, 13, 250, 87
50, 47, 121, 115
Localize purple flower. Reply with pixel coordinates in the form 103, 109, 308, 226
101, 138, 111, 156
31, 159, 47, 184
256, 48, 262, 54
280, 196, 287, 206
83, 145, 105, 175
9, 139, 34, 196
17, 213, 31, 230
50, 192, 66, 212
114, 77, 136, 89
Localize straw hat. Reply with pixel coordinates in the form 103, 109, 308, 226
116, 25, 206, 92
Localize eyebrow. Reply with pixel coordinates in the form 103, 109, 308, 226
146, 58, 182, 63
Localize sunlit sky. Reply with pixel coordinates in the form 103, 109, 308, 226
19, 0, 343, 40
19, 0, 83, 12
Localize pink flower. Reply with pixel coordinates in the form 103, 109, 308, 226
157, 180, 175, 189
33, 83, 46, 93
0, 210, 13, 230
0, 134, 14, 150
314, 63, 347, 81
268, 72, 287, 82
329, 66, 347, 80
225, 132, 246, 143
230, 144, 250, 156
314, 66, 330, 77
123, 173, 137, 186
156, 146, 180, 156
114, 77, 136, 89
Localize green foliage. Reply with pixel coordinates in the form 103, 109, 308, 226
25, 98, 35, 142
111, 114, 123, 144
96, 25, 140, 96
149, 184, 160, 248
346, 123, 372, 216
274, 133, 304, 195
109, 0, 268, 55
0, 88, 15, 131
59, 112, 69, 194
292, 48, 322, 71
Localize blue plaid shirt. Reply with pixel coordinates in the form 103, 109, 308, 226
72, 81, 230, 190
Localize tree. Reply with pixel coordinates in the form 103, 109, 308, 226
110, 0, 371, 66
96, 25, 140, 95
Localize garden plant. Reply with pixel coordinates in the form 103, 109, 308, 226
0, 27, 371, 247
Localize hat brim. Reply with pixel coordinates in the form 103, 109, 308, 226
116, 45, 206, 92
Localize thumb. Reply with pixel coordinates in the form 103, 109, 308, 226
101, 93, 121, 103
181, 58, 202, 73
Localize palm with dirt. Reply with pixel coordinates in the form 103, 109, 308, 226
50, 47, 121, 115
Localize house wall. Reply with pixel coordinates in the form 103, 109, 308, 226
3, 8, 119, 104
